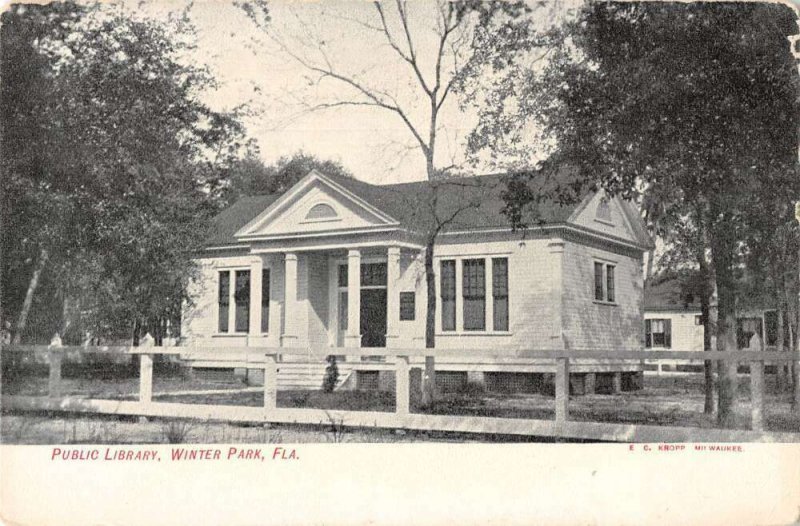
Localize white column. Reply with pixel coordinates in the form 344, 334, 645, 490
345, 249, 361, 347
485, 257, 494, 332
248, 256, 263, 341
386, 246, 401, 346
281, 252, 299, 347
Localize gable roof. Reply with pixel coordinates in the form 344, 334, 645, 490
644, 273, 704, 311
206, 194, 281, 246
205, 170, 653, 248
645, 270, 779, 313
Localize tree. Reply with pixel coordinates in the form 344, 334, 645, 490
644, 192, 718, 415
237, 0, 547, 403
739, 165, 800, 401
465, 2, 800, 426
221, 151, 353, 206
2, 3, 249, 344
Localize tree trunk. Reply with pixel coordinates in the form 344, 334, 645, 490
422, 238, 437, 406
794, 242, 800, 410
421, 146, 438, 406
698, 217, 715, 414
710, 216, 738, 428
132, 319, 141, 347
12, 247, 49, 344
701, 285, 716, 414
777, 306, 786, 392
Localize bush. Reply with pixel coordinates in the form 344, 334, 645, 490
161, 420, 193, 443
322, 355, 339, 393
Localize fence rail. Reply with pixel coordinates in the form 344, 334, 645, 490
2, 336, 799, 442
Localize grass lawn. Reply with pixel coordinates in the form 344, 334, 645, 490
3, 370, 799, 442
1, 368, 250, 398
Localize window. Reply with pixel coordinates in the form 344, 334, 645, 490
462, 259, 486, 331
492, 257, 509, 331
645, 319, 671, 348
695, 315, 703, 326
234, 270, 250, 333
737, 318, 763, 349
338, 264, 348, 287
360, 263, 387, 287
399, 292, 415, 321
305, 203, 337, 220
261, 269, 270, 333
594, 263, 604, 301
440, 260, 456, 331
338, 291, 348, 331
594, 262, 615, 303
218, 271, 230, 333
596, 197, 612, 222
606, 265, 615, 303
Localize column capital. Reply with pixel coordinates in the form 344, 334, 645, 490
347, 249, 361, 259
387, 246, 401, 258
284, 252, 298, 262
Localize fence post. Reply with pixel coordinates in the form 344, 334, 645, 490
264, 353, 277, 411
749, 333, 764, 431
139, 333, 154, 404
395, 355, 410, 415
555, 357, 569, 431
48, 333, 63, 398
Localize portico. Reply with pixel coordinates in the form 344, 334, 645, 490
243, 244, 417, 352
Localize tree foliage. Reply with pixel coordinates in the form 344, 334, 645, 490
466, 1, 800, 424
1, 3, 250, 343
221, 151, 353, 206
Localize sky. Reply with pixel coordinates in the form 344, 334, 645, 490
123, 0, 573, 185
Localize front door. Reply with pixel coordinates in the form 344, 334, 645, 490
360, 289, 387, 347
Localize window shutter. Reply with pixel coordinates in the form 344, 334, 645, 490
665, 319, 672, 348
645, 319, 652, 348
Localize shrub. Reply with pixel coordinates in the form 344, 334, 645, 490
322, 355, 339, 393
161, 420, 193, 443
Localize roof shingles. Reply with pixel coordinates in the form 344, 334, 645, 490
204, 171, 651, 248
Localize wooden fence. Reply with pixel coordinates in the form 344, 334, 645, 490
2, 335, 799, 442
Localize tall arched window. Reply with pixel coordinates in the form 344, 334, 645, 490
305, 203, 338, 220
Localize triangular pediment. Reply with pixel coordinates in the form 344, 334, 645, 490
236, 171, 398, 239
568, 191, 641, 244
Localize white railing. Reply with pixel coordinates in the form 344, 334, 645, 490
2, 335, 799, 442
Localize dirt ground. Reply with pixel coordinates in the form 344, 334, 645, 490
2, 371, 799, 443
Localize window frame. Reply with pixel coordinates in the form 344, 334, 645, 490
436, 255, 511, 334
233, 269, 251, 333
218, 270, 231, 333
593, 261, 617, 305
301, 201, 341, 224
645, 318, 672, 348
440, 260, 457, 332
216, 266, 255, 336
462, 258, 486, 331
492, 257, 509, 331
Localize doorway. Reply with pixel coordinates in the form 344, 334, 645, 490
360, 289, 387, 347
